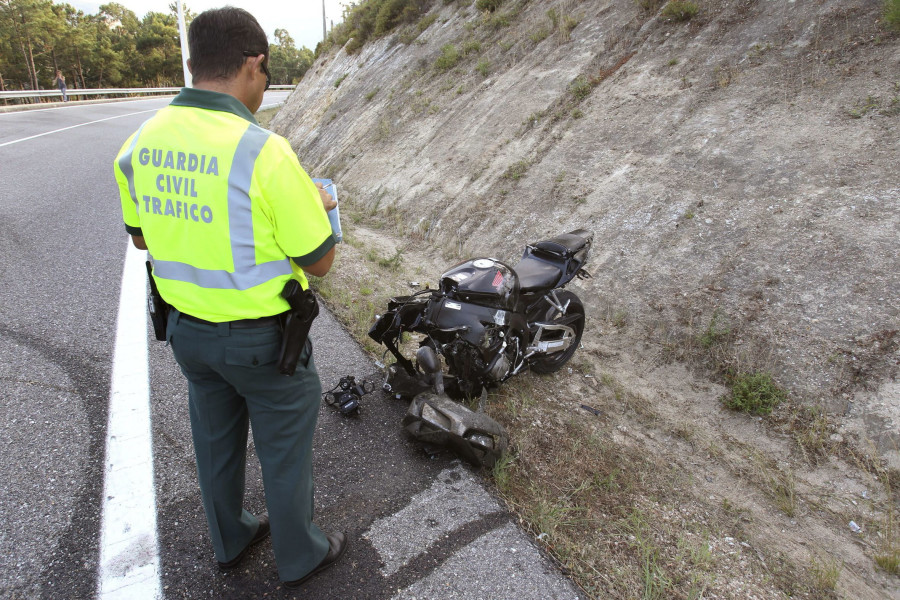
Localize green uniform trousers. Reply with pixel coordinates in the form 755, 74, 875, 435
167, 309, 329, 581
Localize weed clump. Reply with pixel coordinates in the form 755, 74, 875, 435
636, 0, 666, 12
661, 1, 699, 22
809, 554, 841, 594
698, 311, 730, 348
547, 7, 578, 42
723, 372, 786, 415
476, 0, 503, 12
434, 44, 459, 71
886, 0, 900, 29
476, 58, 490, 77
462, 40, 482, 55
569, 75, 593, 101
875, 502, 899, 575
502, 160, 530, 180
530, 27, 549, 44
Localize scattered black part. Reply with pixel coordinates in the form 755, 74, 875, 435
580, 404, 602, 416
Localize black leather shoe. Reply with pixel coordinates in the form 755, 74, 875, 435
217, 515, 271, 570
283, 532, 347, 588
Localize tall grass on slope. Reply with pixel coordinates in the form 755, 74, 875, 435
886, 0, 900, 29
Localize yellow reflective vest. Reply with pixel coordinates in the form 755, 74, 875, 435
114, 88, 335, 322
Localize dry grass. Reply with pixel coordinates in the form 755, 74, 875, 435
306, 193, 898, 598
255, 106, 280, 128
483, 373, 775, 599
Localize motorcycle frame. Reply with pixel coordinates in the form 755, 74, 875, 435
369, 231, 592, 385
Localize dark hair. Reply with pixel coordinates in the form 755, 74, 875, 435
188, 7, 268, 83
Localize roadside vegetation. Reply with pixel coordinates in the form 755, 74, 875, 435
661, 1, 700, 22
318, 0, 439, 55
887, 0, 900, 29
0, 0, 313, 96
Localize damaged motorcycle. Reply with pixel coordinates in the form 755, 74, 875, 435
368, 229, 593, 467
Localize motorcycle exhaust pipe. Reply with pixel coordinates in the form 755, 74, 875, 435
416, 346, 445, 395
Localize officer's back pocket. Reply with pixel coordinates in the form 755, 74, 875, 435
225, 343, 279, 369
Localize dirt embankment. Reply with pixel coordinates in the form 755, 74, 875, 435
272, 0, 899, 597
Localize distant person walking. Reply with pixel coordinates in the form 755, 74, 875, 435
54, 70, 67, 102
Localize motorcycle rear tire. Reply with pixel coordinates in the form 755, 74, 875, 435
529, 290, 585, 374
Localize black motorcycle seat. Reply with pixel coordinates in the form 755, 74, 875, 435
514, 257, 561, 293
532, 229, 591, 258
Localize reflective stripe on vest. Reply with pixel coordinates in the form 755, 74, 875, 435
118, 122, 148, 211
130, 124, 292, 291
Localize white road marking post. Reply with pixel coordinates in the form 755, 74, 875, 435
98, 243, 161, 600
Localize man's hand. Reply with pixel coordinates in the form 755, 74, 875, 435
315, 182, 337, 212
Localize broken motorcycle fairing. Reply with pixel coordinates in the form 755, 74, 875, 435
402, 392, 508, 468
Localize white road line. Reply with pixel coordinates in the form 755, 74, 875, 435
0, 109, 158, 148
98, 243, 161, 600
364, 463, 502, 576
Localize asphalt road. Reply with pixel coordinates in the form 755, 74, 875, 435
0, 95, 580, 600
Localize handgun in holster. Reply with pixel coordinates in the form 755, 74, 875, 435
277, 279, 320, 376
146, 261, 171, 341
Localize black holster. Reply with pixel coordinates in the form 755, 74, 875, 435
277, 279, 319, 376
146, 261, 171, 341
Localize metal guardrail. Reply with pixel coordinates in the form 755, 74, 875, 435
0, 85, 295, 100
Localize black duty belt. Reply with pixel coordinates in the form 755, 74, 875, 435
180, 311, 284, 329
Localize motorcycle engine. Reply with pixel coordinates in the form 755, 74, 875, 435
484, 325, 519, 383
488, 351, 511, 382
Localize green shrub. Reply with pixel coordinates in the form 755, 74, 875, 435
345, 35, 365, 55
334, 74, 348, 87
698, 311, 730, 348
569, 75, 593, 101
723, 372, 786, 416
502, 160, 530, 180
476, 0, 503, 12
486, 12, 511, 29
322, 0, 430, 55
661, 1, 699, 21
434, 44, 459, 71
462, 40, 482, 55
375, 0, 410, 34
530, 27, 550, 43
547, 7, 559, 28
636, 0, 666, 11
476, 58, 490, 77
397, 12, 438, 44
886, 0, 900, 29
417, 13, 438, 32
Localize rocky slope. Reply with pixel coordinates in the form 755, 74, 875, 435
271, 2, 899, 595
273, 0, 897, 456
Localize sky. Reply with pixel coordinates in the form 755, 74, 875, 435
70, 0, 347, 51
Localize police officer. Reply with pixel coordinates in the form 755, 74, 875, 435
113, 7, 346, 588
